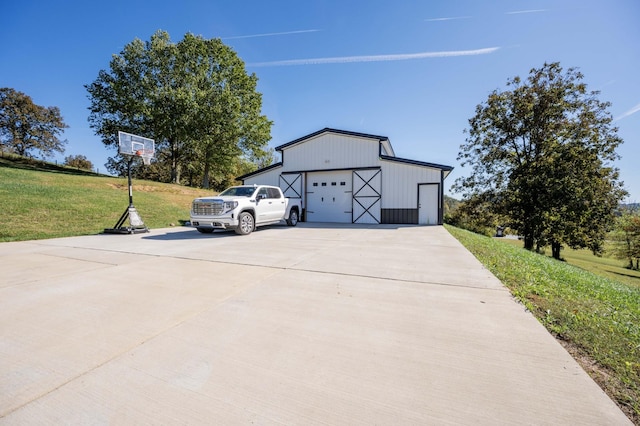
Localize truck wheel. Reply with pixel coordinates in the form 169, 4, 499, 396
196, 227, 214, 234
286, 209, 299, 226
235, 212, 254, 235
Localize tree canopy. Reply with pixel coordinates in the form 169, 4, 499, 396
64, 154, 94, 171
0, 88, 68, 159
610, 209, 640, 270
86, 30, 272, 188
453, 62, 627, 259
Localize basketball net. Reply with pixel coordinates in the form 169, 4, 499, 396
135, 149, 153, 166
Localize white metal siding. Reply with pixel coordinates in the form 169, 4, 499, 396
380, 161, 441, 208
243, 167, 281, 187
281, 134, 380, 172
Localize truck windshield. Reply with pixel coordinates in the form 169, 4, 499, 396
219, 187, 257, 197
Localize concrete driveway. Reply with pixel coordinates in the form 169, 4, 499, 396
0, 224, 630, 425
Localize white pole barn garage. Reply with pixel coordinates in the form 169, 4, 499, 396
239, 128, 454, 225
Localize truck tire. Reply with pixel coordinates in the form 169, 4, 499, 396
235, 212, 254, 235
196, 227, 214, 234
286, 208, 299, 226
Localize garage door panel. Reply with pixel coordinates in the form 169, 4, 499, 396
306, 171, 352, 223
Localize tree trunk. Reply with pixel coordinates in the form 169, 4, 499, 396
169, 139, 180, 184
170, 147, 178, 184
551, 241, 562, 260
524, 234, 534, 250
202, 161, 210, 189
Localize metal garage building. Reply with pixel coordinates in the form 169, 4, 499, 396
239, 128, 454, 225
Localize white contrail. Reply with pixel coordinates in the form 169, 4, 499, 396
249, 47, 500, 67
222, 29, 320, 40
615, 103, 640, 121
425, 16, 471, 22
506, 9, 547, 15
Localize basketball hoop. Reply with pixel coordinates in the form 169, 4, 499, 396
135, 149, 153, 166
105, 131, 156, 234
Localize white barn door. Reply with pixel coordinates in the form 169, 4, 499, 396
353, 169, 381, 224
279, 173, 303, 199
418, 184, 440, 225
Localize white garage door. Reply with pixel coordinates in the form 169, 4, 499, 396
306, 170, 352, 223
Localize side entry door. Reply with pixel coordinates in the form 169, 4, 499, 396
418, 184, 440, 225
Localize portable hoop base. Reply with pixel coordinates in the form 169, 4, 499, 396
104, 205, 149, 234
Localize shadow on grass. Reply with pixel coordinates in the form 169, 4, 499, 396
610, 269, 640, 281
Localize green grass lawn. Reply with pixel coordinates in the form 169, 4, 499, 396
446, 225, 640, 423
498, 237, 640, 289
0, 155, 211, 242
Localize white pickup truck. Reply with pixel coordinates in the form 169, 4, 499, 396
190, 185, 301, 235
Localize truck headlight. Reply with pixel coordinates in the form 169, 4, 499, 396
223, 201, 238, 213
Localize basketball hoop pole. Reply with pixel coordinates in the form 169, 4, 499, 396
104, 155, 149, 234
127, 156, 134, 207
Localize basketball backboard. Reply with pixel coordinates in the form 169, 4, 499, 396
118, 131, 155, 158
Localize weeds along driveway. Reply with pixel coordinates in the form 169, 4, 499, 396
0, 224, 631, 425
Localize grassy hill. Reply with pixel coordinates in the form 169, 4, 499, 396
0, 154, 211, 242
497, 237, 640, 289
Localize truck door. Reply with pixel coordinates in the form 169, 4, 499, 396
255, 187, 271, 223
255, 187, 283, 222
267, 187, 287, 220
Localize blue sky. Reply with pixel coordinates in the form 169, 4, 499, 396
1, 0, 638, 201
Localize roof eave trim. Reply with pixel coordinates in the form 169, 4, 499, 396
276, 128, 389, 152
236, 162, 283, 181
380, 154, 454, 172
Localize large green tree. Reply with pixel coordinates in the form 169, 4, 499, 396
0, 88, 68, 158
454, 62, 626, 259
610, 210, 640, 270
85, 30, 272, 186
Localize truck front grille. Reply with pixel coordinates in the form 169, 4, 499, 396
192, 200, 223, 216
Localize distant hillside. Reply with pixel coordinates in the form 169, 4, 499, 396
0, 152, 105, 177
621, 203, 639, 211
443, 193, 637, 216
444, 195, 461, 215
